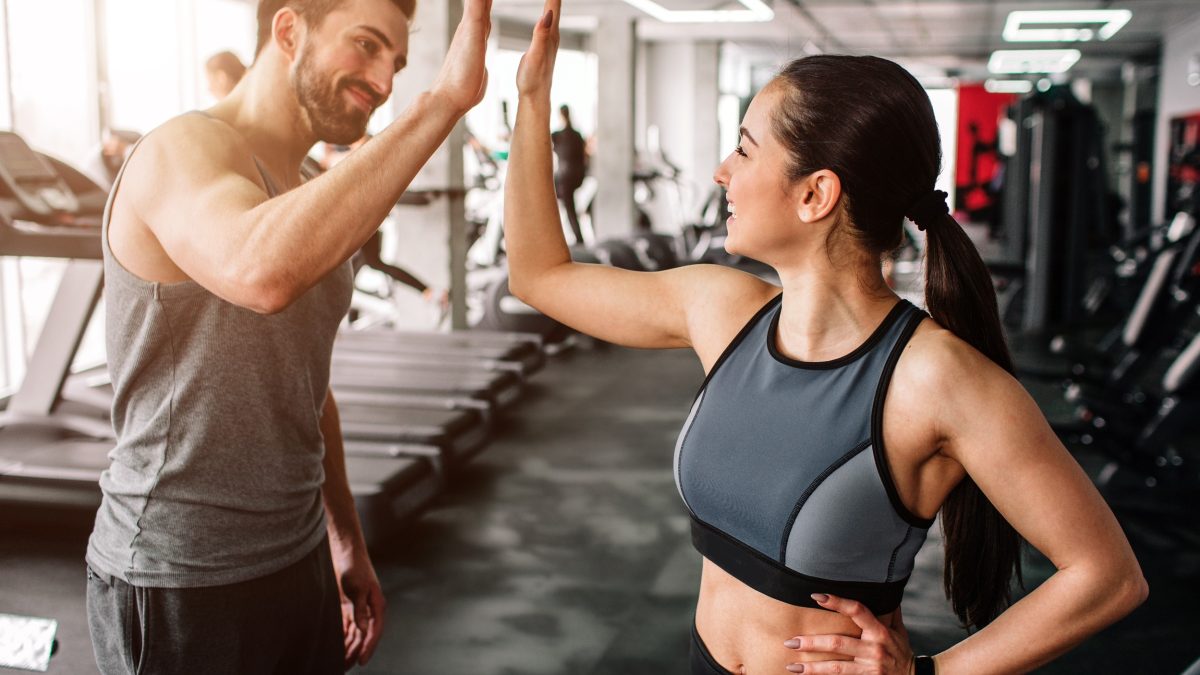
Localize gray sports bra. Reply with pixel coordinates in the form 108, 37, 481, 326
674, 294, 931, 614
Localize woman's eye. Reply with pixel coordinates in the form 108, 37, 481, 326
735, 145, 748, 158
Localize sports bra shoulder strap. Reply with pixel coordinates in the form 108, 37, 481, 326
694, 292, 782, 397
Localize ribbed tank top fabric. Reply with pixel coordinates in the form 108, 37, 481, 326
674, 295, 931, 614
86, 127, 354, 588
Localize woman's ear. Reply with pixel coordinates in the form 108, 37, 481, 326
794, 169, 842, 223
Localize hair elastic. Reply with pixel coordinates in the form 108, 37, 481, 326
905, 190, 949, 232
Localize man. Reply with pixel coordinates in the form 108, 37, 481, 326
85, 0, 491, 672
551, 103, 587, 244
204, 50, 248, 100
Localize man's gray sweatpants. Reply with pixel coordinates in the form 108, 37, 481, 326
86, 538, 343, 675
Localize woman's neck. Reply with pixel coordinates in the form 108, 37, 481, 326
772, 254, 898, 363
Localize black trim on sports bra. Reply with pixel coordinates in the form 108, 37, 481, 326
692, 292, 783, 401
767, 300, 910, 370
870, 310, 936, 529
691, 517, 909, 615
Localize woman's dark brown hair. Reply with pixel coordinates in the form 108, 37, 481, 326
770, 55, 1022, 629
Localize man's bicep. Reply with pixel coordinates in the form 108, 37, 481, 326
130, 127, 271, 297
146, 171, 266, 258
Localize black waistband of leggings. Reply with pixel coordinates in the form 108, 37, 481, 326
690, 623, 735, 675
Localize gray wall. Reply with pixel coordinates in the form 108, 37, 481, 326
1153, 10, 1200, 223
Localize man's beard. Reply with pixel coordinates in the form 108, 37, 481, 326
293, 43, 380, 145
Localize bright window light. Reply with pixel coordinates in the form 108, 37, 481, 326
1003, 10, 1132, 43
984, 79, 1034, 94
620, 0, 774, 23
988, 49, 1081, 74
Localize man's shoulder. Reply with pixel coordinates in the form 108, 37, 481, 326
136, 113, 246, 168
122, 112, 257, 192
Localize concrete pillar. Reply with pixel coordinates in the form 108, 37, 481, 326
690, 42, 721, 201
641, 40, 720, 233
378, 0, 468, 330
592, 16, 636, 240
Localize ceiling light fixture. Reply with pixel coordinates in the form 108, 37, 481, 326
984, 79, 1034, 94
988, 49, 1081, 74
620, 0, 774, 23
1002, 9, 1132, 43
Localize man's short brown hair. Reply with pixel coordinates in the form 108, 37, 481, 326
255, 0, 417, 56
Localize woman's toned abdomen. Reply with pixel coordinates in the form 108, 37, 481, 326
694, 558, 895, 674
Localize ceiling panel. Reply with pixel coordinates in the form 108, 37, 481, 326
491, 0, 1200, 81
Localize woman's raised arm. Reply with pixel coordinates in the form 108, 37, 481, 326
504, 0, 769, 353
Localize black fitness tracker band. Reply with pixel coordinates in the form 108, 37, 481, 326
914, 655, 936, 675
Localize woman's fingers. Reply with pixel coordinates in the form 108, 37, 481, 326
517, 0, 561, 94
787, 662, 874, 674
811, 594, 888, 638
783, 596, 915, 674
785, 634, 885, 660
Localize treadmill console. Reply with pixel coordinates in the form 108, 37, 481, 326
0, 131, 80, 218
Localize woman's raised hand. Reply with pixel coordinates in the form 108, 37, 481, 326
516, 0, 562, 100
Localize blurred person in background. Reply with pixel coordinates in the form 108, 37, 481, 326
204, 50, 247, 100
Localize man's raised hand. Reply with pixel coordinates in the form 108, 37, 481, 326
432, 0, 493, 114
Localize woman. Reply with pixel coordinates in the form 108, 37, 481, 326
504, 4, 1147, 673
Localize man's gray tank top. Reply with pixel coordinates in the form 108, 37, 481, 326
674, 295, 932, 615
86, 130, 354, 588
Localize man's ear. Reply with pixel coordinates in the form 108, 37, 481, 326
793, 169, 842, 223
272, 8, 303, 61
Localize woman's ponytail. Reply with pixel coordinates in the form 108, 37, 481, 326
924, 212, 1024, 629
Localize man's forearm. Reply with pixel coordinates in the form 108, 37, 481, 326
319, 391, 367, 551
242, 92, 464, 307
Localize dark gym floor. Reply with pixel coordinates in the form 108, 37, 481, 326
2, 342, 1199, 674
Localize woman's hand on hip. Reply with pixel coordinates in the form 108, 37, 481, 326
783, 594, 916, 674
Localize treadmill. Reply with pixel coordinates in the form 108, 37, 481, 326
332, 358, 524, 408
0, 132, 438, 547
328, 331, 537, 431
64, 366, 492, 476
334, 328, 545, 376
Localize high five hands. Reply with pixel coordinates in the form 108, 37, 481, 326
516, 0, 562, 100
785, 594, 917, 674
432, 0, 494, 114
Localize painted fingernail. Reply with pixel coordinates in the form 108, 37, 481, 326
541, 9, 553, 28
784, 638, 801, 649
811, 593, 830, 603
786, 665, 805, 673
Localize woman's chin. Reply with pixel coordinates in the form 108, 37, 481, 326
723, 239, 746, 257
